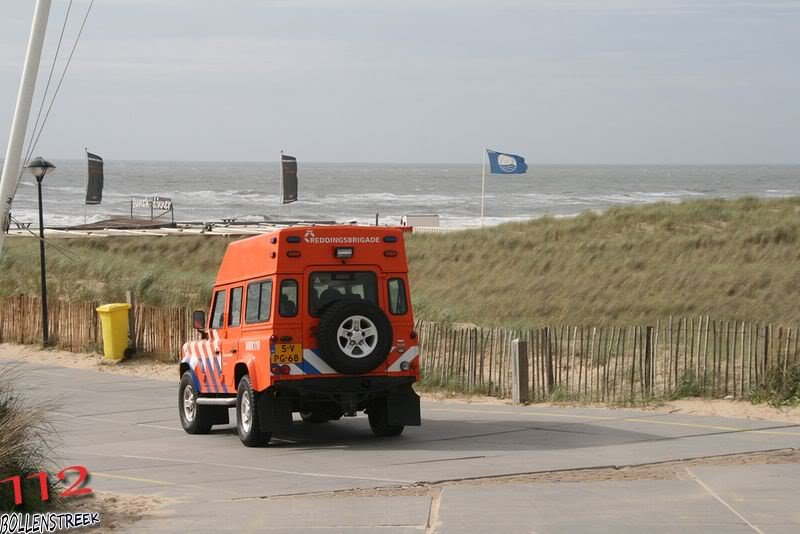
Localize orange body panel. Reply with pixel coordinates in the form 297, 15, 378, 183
180, 225, 420, 395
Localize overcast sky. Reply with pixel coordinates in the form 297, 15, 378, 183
1, 0, 798, 163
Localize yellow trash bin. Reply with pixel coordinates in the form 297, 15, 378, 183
96, 303, 131, 361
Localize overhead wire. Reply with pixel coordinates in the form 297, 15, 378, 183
7, 0, 98, 264
23, 0, 96, 168
21, 0, 74, 170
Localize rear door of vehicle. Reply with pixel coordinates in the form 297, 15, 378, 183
302, 265, 384, 375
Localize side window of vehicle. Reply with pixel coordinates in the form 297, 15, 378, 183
245, 280, 273, 324
388, 278, 408, 315
210, 289, 226, 329
228, 287, 243, 327
280, 279, 298, 317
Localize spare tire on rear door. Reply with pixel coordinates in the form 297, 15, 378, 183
317, 300, 393, 375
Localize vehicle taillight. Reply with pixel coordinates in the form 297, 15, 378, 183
409, 330, 417, 340
269, 335, 277, 343
280, 365, 291, 375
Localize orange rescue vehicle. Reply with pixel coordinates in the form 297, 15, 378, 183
178, 225, 421, 446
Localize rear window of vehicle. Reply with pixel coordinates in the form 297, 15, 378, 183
388, 278, 408, 315
309, 272, 378, 316
245, 280, 272, 324
280, 279, 299, 318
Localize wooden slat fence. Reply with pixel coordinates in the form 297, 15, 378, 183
0, 295, 198, 359
414, 318, 800, 401
1, 295, 797, 401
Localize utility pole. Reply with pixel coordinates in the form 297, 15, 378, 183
0, 0, 53, 258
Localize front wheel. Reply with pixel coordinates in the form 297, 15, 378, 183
367, 399, 404, 437
179, 372, 212, 434
237, 376, 271, 447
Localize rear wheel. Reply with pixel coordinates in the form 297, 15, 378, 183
179, 372, 212, 434
237, 376, 271, 447
367, 398, 404, 437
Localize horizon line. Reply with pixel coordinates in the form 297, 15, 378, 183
3, 158, 800, 167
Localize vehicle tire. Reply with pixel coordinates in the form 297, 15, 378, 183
367, 398, 404, 437
317, 300, 393, 375
299, 411, 330, 424
179, 372, 213, 434
236, 376, 271, 447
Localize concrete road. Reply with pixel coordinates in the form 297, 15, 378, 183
3, 358, 799, 533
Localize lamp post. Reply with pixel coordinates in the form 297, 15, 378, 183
25, 156, 55, 345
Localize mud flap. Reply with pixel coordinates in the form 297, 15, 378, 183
257, 389, 293, 432
387, 388, 421, 426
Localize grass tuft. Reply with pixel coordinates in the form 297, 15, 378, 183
0, 367, 60, 513
748, 363, 800, 407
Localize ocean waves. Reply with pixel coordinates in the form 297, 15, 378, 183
5, 161, 798, 228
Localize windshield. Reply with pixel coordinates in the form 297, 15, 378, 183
309, 271, 378, 316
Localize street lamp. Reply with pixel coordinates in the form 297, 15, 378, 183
25, 156, 55, 345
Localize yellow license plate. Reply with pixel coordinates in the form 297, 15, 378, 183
271, 343, 303, 364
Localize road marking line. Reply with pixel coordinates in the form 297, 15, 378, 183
621, 418, 741, 431
91, 472, 175, 486
751, 430, 800, 436
80, 451, 414, 485
685, 467, 765, 534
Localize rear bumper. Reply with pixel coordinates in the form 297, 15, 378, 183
272, 375, 416, 398
259, 376, 420, 431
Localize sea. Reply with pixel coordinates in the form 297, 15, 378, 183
5, 161, 799, 228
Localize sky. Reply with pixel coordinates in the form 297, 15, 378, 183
0, 0, 798, 164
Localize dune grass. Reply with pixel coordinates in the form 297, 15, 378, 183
1, 197, 799, 327
0, 235, 231, 308
0, 368, 59, 513
406, 196, 800, 327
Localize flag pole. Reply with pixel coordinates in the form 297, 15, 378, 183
480, 146, 487, 227
278, 150, 283, 221
83, 147, 88, 224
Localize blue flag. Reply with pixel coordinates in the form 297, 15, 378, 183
487, 149, 528, 174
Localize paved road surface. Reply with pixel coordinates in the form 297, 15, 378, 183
3, 357, 799, 533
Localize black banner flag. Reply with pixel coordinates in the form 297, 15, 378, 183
85, 152, 104, 205
281, 154, 298, 204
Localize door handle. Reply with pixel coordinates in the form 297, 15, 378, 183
214, 350, 220, 355
231, 348, 238, 354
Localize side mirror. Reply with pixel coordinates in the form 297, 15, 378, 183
192, 310, 206, 331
